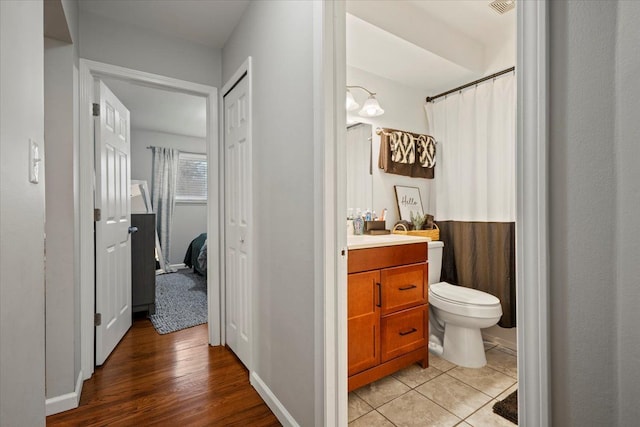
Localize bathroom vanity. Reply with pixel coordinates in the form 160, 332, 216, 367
347, 234, 430, 391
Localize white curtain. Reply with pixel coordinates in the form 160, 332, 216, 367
425, 73, 516, 222
151, 147, 179, 272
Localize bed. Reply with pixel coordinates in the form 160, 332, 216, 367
184, 233, 207, 276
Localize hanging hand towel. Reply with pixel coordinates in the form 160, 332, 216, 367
415, 134, 437, 168
378, 128, 435, 179
390, 131, 415, 164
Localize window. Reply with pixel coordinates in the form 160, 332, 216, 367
176, 152, 207, 202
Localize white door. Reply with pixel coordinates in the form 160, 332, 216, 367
95, 80, 132, 366
224, 74, 252, 368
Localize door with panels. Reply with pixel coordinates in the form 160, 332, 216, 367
224, 73, 252, 369
94, 80, 132, 365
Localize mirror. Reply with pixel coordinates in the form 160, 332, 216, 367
346, 123, 373, 216
131, 180, 167, 273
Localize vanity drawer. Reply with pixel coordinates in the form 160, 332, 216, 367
381, 263, 427, 315
348, 243, 427, 273
381, 305, 427, 363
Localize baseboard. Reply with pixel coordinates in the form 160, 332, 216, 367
171, 263, 187, 270
45, 370, 83, 416
250, 371, 300, 427
483, 326, 518, 351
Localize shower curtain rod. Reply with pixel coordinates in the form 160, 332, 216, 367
146, 146, 205, 156
425, 66, 515, 103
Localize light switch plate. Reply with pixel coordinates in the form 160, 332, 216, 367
29, 139, 41, 184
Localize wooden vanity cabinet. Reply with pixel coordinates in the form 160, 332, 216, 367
347, 242, 429, 391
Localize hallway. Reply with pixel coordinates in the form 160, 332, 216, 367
47, 319, 280, 426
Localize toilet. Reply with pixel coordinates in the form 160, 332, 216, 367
428, 241, 503, 368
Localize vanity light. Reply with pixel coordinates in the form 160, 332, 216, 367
346, 85, 385, 117
359, 95, 384, 117
346, 89, 359, 111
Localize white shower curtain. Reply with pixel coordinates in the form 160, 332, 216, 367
151, 147, 179, 273
425, 73, 516, 223
424, 72, 517, 327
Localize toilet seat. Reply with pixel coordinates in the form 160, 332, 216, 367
429, 282, 502, 318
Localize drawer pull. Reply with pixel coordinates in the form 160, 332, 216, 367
399, 284, 417, 291
399, 328, 418, 336
376, 282, 382, 307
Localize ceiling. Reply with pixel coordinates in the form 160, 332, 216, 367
408, 0, 515, 45
79, 0, 250, 49
85, 0, 514, 134
346, 0, 516, 92
102, 78, 206, 139
346, 14, 478, 93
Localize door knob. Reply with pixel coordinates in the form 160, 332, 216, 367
128, 226, 138, 234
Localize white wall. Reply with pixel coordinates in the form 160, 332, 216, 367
615, 1, 640, 423
484, 22, 516, 74
130, 129, 207, 265
549, 1, 618, 425
0, 1, 46, 425
347, 66, 433, 227
79, 11, 222, 88
222, 1, 317, 425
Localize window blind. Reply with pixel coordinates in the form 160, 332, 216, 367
176, 152, 207, 201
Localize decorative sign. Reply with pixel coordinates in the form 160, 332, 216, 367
394, 185, 424, 221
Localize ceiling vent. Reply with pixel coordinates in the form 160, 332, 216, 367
489, 0, 516, 15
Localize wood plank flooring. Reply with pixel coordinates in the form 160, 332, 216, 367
47, 319, 281, 427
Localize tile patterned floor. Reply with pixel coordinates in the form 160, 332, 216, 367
349, 344, 518, 426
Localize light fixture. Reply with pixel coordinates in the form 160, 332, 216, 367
346, 89, 359, 111
346, 85, 384, 117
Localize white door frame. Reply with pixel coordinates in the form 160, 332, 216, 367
320, 1, 550, 426
79, 59, 220, 379
220, 57, 253, 371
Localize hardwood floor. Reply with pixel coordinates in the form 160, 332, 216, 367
47, 319, 281, 427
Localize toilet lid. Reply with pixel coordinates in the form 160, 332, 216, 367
430, 282, 500, 306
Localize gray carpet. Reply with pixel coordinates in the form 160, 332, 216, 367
150, 269, 207, 334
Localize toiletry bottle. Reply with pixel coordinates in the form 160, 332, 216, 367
353, 214, 364, 235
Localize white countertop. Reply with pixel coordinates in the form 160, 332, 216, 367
347, 233, 432, 250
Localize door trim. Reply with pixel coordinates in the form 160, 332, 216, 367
79, 59, 220, 379
516, 1, 551, 425
324, 1, 550, 426
315, 1, 348, 425
220, 57, 253, 371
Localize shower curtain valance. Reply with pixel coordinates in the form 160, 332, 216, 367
377, 127, 436, 179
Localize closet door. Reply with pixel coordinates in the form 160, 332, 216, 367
224, 72, 252, 369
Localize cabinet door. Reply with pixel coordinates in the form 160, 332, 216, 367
381, 263, 427, 316
348, 270, 381, 376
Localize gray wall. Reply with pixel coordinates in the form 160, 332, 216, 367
44, 0, 82, 403
79, 10, 222, 88
222, 2, 317, 425
615, 1, 640, 423
548, 0, 640, 424
130, 129, 207, 264
0, 1, 46, 425
44, 36, 79, 399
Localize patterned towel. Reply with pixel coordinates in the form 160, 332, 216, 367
415, 134, 436, 168
390, 131, 415, 164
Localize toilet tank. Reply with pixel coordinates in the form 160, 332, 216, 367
428, 241, 444, 285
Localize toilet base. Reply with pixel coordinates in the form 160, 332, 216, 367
442, 324, 487, 368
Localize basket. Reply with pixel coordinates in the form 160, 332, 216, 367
392, 222, 440, 240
